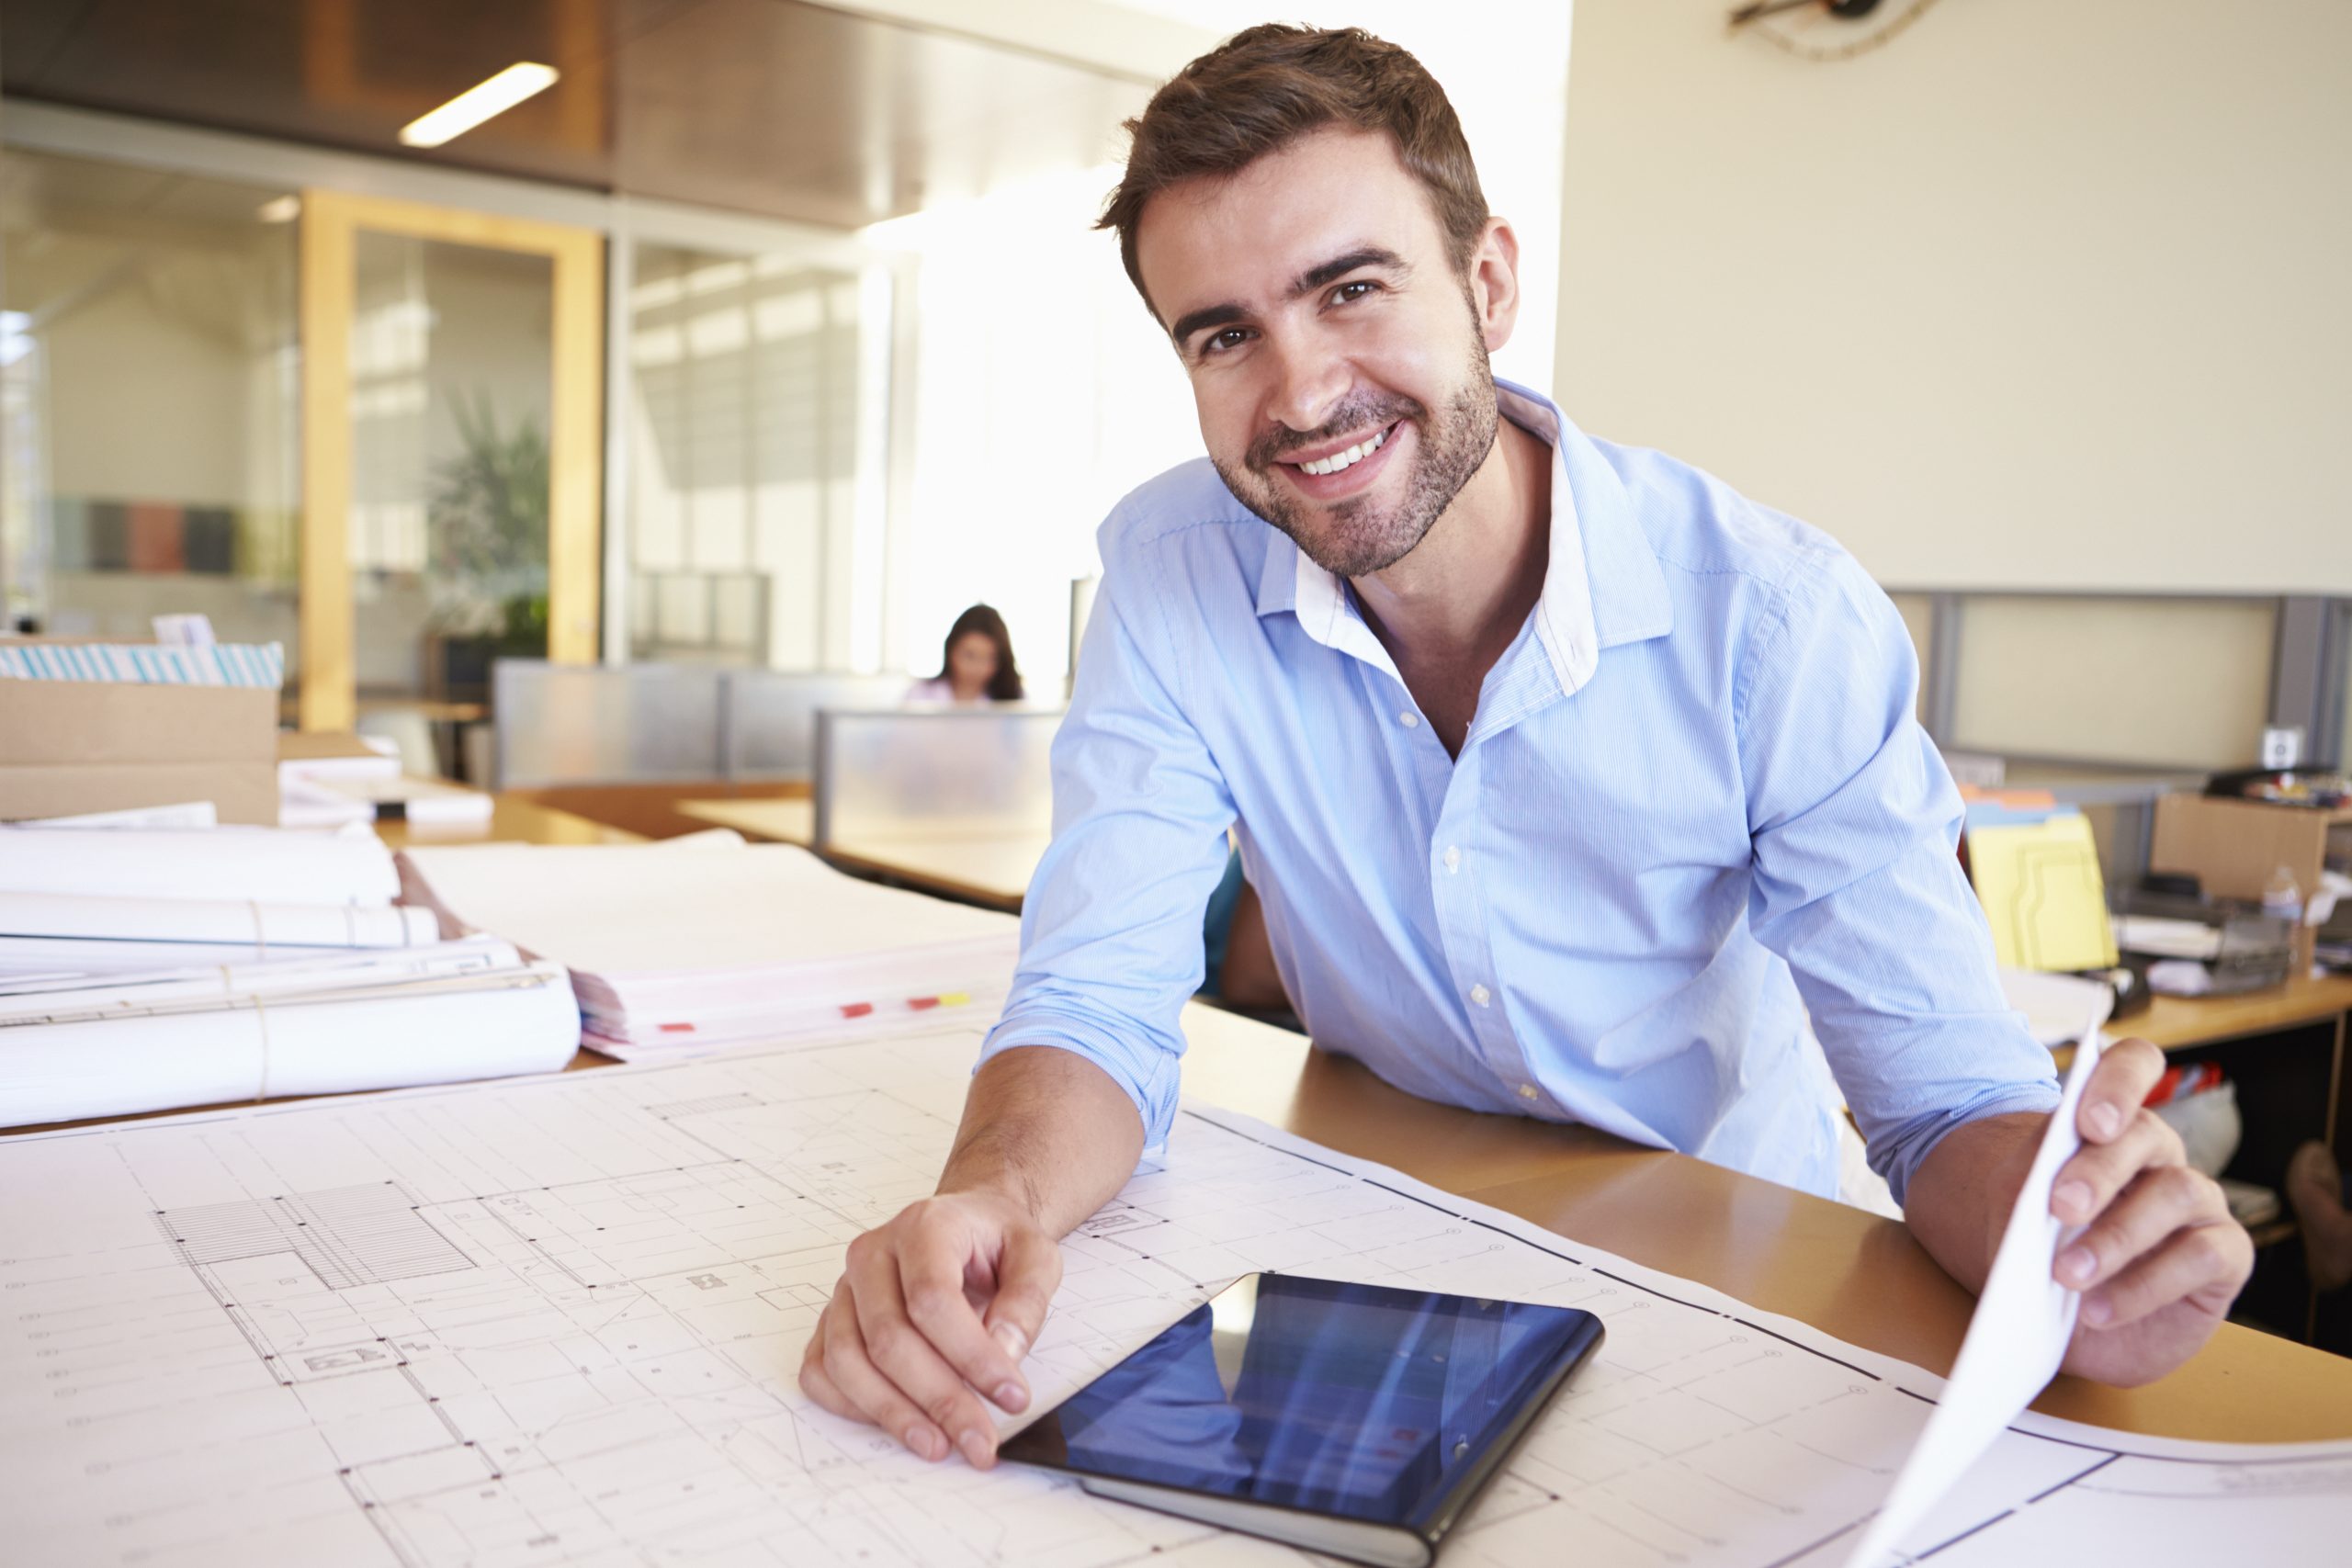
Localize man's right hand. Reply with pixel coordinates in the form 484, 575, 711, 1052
797, 1188, 1063, 1469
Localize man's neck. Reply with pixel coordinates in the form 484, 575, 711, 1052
1350, 413, 1551, 674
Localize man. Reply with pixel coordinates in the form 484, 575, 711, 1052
800, 25, 2253, 1470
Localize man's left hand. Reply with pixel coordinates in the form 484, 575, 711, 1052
2049, 1036, 2253, 1386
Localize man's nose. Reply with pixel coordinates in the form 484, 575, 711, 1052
1262, 333, 1351, 439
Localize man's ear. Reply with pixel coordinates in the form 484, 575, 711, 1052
1467, 217, 1521, 355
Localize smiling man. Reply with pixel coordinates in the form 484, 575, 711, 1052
799, 25, 2252, 1469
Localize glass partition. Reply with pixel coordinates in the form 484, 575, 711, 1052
349, 231, 554, 706
725, 670, 914, 781
0, 149, 299, 656
492, 660, 725, 788
625, 243, 876, 670
813, 706, 1061, 845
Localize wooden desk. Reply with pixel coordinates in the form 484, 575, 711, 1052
370, 794, 641, 851
673, 803, 1039, 912
2130, 971, 2352, 1053
677, 796, 816, 845
1175, 1005, 2352, 1443
23, 795, 2344, 1448
820, 829, 1050, 912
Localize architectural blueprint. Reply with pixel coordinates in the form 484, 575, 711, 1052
2, 1026, 2344, 1566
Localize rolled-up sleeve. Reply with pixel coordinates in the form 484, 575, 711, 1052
976, 519, 1237, 1157
1737, 547, 2059, 1205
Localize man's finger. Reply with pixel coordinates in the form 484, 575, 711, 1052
819, 1302, 954, 1462
981, 1223, 1064, 1367
798, 1336, 858, 1421
899, 1218, 1032, 1415
2052, 1107, 2185, 1225
2075, 1036, 2165, 1144
848, 1249, 1006, 1469
2055, 1164, 2228, 1292
2079, 1220, 2253, 1330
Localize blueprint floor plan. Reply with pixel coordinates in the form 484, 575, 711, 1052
3, 1027, 2345, 1565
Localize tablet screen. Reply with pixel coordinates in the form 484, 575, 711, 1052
1000, 1273, 1602, 1527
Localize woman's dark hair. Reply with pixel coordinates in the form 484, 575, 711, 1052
939, 603, 1024, 702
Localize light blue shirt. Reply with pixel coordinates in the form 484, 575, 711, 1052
979, 381, 2058, 1202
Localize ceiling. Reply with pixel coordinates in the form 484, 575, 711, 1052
0, 0, 1152, 230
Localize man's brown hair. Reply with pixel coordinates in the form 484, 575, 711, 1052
1097, 24, 1489, 313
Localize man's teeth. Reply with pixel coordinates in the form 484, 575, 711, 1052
1298, 427, 1386, 477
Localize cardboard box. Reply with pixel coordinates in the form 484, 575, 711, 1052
2150, 793, 2352, 974
0, 677, 278, 824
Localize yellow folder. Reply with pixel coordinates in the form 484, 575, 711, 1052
1966, 813, 2119, 972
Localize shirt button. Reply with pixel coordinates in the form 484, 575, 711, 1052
1398, 710, 1420, 729
1517, 1082, 1539, 1101
1469, 984, 1491, 1007
1442, 845, 1461, 873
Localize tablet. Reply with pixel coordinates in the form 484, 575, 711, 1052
1000, 1272, 1604, 1568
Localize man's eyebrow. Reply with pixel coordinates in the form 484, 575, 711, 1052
1165, 247, 1411, 351
1292, 246, 1408, 296
1169, 301, 1249, 352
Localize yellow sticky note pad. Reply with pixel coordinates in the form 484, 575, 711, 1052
1967, 814, 2119, 972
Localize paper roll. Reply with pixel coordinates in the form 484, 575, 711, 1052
0, 962, 582, 1124
0, 827, 401, 907
0, 892, 436, 948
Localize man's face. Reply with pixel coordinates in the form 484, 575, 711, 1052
1134, 127, 1503, 579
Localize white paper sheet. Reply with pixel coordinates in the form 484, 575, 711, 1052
0, 890, 436, 949
401, 839, 1022, 1052
0, 1021, 2337, 1568
0, 959, 578, 1123
1842, 1003, 2110, 1568
0, 825, 400, 906
1996, 966, 2112, 1046
22, 800, 220, 829
398, 840, 1015, 975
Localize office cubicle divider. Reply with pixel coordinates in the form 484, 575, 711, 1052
493, 661, 910, 789
492, 661, 729, 789
811, 705, 1063, 850
724, 671, 912, 780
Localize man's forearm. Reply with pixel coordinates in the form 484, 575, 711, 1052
938, 1045, 1148, 1237
1902, 1110, 2045, 1292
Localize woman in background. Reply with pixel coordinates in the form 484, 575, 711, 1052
907, 604, 1024, 705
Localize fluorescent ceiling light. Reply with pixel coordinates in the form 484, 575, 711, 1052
399, 62, 559, 149
255, 196, 300, 223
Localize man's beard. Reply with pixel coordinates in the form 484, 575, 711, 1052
1212, 331, 1499, 580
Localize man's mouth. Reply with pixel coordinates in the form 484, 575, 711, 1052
1293, 425, 1390, 477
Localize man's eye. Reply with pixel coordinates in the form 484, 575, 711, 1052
1331, 280, 1378, 305
1203, 328, 1253, 355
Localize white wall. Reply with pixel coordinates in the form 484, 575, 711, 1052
1555, 0, 2352, 595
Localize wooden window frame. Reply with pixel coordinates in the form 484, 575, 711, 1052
297, 190, 604, 731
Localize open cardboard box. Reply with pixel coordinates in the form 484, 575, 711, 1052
2150, 793, 2352, 976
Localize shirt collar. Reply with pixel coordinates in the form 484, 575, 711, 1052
1252, 378, 1672, 695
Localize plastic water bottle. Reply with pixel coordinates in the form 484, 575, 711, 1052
2261, 865, 2303, 925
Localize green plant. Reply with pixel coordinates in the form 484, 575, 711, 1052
426, 389, 548, 639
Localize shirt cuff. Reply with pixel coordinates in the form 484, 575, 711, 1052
977, 1010, 1184, 1160
1874, 1079, 2064, 1208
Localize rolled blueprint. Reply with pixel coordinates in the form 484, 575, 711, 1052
0, 961, 582, 1124
0, 827, 401, 907
0, 892, 436, 949
0, 936, 525, 1018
